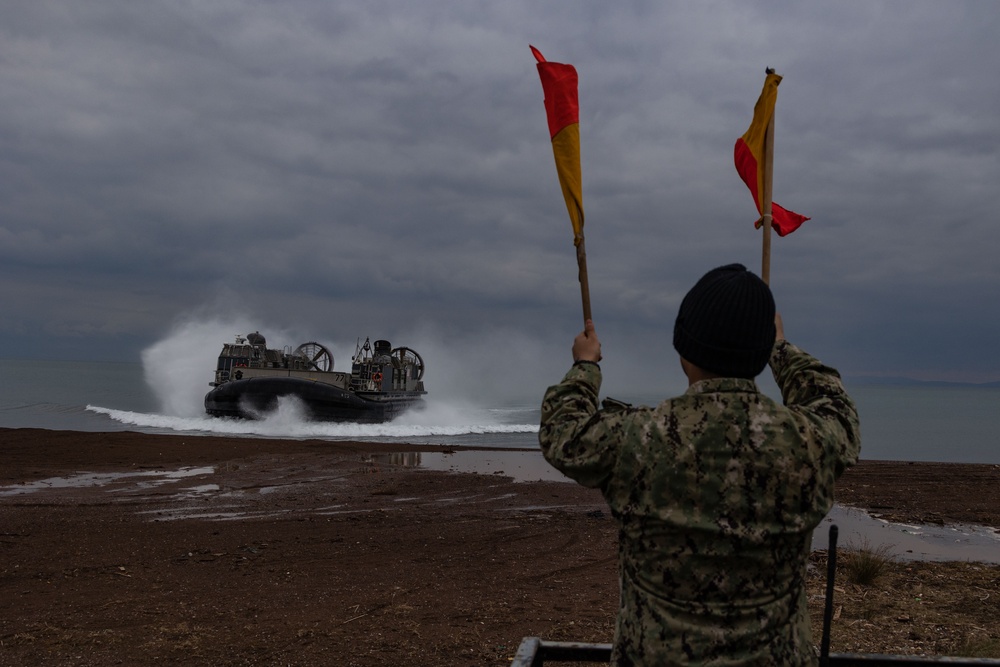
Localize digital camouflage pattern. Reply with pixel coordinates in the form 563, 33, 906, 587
539, 340, 861, 666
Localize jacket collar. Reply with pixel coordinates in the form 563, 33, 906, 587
684, 377, 759, 396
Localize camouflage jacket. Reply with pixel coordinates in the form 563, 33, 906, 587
539, 340, 861, 666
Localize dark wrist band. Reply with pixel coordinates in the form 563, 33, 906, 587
573, 360, 600, 368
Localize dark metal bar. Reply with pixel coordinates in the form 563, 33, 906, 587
828, 656, 1000, 666
537, 640, 615, 662
821, 524, 840, 666
511, 637, 1000, 666
510, 636, 542, 667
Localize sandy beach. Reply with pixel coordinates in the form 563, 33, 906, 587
2, 428, 998, 665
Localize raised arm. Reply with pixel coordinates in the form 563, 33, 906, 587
769, 313, 861, 474
539, 320, 621, 488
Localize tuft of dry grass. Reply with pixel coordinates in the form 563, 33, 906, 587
956, 637, 1000, 658
843, 539, 897, 586
808, 554, 1000, 659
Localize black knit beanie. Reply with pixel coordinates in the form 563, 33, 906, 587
672, 263, 776, 378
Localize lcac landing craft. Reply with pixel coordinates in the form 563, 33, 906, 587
204, 332, 426, 423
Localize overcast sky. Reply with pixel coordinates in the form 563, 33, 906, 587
2, 1, 999, 399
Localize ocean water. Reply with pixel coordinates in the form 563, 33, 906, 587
0, 354, 561, 482
0, 358, 539, 448
4, 355, 999, 562
1, 357, 998, 464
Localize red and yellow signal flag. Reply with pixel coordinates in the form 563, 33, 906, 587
734, 71, 809, 237
531, 45, 584, 246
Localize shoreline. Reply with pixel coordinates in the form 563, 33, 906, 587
3, 427, 1000, 529
3, 427, 999, 526
2, 427, 999, 664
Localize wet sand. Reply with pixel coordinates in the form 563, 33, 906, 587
1, 428, 998, 665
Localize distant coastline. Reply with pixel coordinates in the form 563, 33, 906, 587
846, 375, 1000, 389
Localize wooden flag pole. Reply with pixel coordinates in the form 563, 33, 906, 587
760, 101, 776, 285
576, 237, 593, 322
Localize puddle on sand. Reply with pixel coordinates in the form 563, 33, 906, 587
4, 452, 998, 564
812, 505, 1000, 564
0, 467, 215, 496
374, 450, 1000, 564
370, 450, 569, 483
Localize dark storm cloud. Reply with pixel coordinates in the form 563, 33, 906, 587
1, 1, 998, 389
